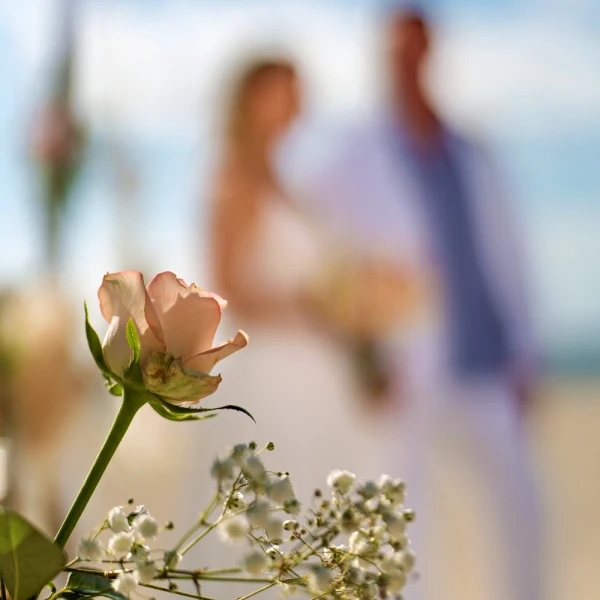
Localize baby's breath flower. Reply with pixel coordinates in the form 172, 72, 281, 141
266, 545, 284, 569
130, 544, 150, 565
165, 550, 183, 570
340, 507, 361, 533
384, 512, 406, 539
282, 498, 301, 515
308, 567, 333, 594
391, 532, 409, 550
282, 520, 298, 531
327, 470, 356, 494
278, 583, 295, 597
108, 507, 130, 533
244, 455, 266, 479
264, 517, 283, 542
230, 444, 250, 466
267, 475, 295, 504
368, 524, 386, 541
357, 481, 379, 500
77, 537, 105, 561
385, 569, 407, 594
228, 491, 246, 510
399, 548, 416, 571
359, 582, 378, 599
346, 565, 366, 585
211, 457, 236, 483
378, 475, 406, 505
218, 515, 249, 545
378, 551, 402, 575
135, 560, 157, 584
247, 499, 271, 528
111, 572, 138, 597
242, 550, 269, 575
132, 514, 159, 541
108, 531, 135, 555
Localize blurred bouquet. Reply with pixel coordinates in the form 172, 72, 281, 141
308, 251, 429, 403
0, 270, 415, 600
309, 253, 426, 340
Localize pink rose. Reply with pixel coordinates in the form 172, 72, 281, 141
99, 271, 248, 404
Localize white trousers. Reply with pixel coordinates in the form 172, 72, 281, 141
385, 377, 542, 600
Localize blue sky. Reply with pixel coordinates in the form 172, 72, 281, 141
0, 0, 599, 372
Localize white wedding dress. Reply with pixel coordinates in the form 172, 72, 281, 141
177, 195, 390, 595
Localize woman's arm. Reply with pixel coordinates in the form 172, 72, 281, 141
210, 155, 307, 324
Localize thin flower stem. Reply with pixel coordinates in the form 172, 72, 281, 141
192, 576, 274, 584
180, 507, 245, 555
236, 583, 277, 600
138, 582, 214, 600
195, 568, 243, 575
180, 520, 220, 555
1, 576, 7, 600
54, 387, 147, 548
173, 492, 220, 552
64, 567, 111, 577
168, 568, 243, 576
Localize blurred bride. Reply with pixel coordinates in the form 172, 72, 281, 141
184, 58, 406, 531
175, 59, 425, 599
202, 58, 376, 494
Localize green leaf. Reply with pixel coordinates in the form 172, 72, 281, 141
84, 302, 113, 378
106, 381, 123, 397
149, 396, 256, 423
147, 396, 218, 422
0, 507, 66, 600
125, 318, 140, 365
65, 570, 126, 600
212, 404, 256, 423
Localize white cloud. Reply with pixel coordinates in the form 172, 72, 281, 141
70, 3, 600, 137
431, 16, 600, 135
73, 2, 375, 136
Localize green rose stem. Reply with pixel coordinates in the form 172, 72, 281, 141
54, 387, 147, 548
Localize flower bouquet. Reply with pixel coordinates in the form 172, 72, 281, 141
0, 271, 415, 600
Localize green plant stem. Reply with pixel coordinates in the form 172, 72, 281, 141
172, 491, 220, 553
191, 576, 274, 584
1, 576, 7, 600
237, 583, 276, 600
54, 387, 147, 548
45, 587, 67, 600
138, 582, 214, 600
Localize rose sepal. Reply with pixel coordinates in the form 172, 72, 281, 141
146, 393, 256, 423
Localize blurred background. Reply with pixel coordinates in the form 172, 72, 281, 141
0, 1, 599, 599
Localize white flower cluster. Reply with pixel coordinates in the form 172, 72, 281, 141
210, 443, 416, 599
74, 442, 415, 600
76, 503, 172, 598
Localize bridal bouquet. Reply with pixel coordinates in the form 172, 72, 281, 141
0, 271, 415, 600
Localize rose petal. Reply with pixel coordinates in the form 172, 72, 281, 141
147, 272, 223, 361
184, 330, 249, 374
98, 271, 165, 373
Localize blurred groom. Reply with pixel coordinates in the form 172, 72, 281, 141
277, 6, 541, 600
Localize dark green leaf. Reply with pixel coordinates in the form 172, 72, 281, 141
149, 395, 255, 423
147, 396, 218, 422
84, 302, 113, 378
212, 404, 256, 423
66, 570, 126, 600
0, 508, 66, 600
